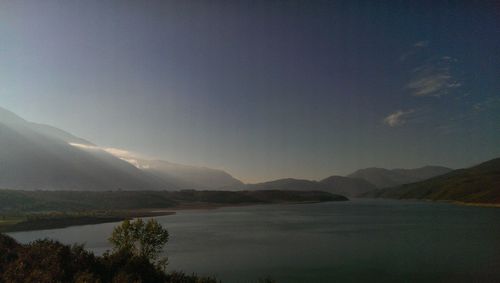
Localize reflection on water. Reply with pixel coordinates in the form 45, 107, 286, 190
9, 199, 500, 283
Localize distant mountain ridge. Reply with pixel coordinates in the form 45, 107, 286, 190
363, 158, 500, 204
246, 176, 377, 198
348, 166, 453, 188
245, 166, 454, 197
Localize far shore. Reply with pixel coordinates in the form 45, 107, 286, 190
1, 200, 328, 233
449, 201, 500, 208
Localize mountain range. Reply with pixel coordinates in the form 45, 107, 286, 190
244, 168, 452, 198
2, 106, 481, 200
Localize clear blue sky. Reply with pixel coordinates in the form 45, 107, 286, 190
1, 0, 499, 182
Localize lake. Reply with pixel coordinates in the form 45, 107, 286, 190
8, 199, 500, 283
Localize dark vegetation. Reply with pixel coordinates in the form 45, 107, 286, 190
0, 219, 220, 283
0, 219, 278, 283
0, 189, 344, 213
363, 158, 500, 204
0, 189, 346, 232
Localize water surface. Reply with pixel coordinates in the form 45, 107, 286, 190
9, 199, 500, 282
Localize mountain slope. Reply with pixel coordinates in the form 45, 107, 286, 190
364, 158, 500, 204
0, 107, 93, 145
0, 122, 167, 191
319, 176, 377, 197
348, 166, 452, 188
0, 107, 168, 191
0, 107, 244, 191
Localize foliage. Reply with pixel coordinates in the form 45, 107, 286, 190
0, 237, 100, 283
0, 230, 273, 282
258, 277, 277, 283
109, 218, 169, 269
0, 220, 221, 283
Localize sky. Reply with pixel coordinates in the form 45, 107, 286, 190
1, 0, 499, 183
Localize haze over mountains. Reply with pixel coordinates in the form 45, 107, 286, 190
0, 106, 472, 198
0, 107, 241, 191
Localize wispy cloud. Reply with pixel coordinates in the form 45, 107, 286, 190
473, 96, 500, 112
400, 40, 429, 61
383, 109, 415, 127
407, 57, 461, 97
413, 40, 429, 48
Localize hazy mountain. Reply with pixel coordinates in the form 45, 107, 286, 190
363, 158, 500, 204
0, 107, 93, 145
319, 176, 377, 197
29, 123, 94, 146
348, 166, 452, 188
0, 123, 165, 191
0, 108, 167, 191
0, 106, 244, 191
245, 178, 351, 200
247, 176, 376, 198
134, 159, 244, 190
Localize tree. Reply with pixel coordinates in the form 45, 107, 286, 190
109, 219, 169, 269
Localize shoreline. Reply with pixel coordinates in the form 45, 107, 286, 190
1, 200, 330, 233
411, 198, 500, 208
448, 201, 500, 208
363, 197, 500, 208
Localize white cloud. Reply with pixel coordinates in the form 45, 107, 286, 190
473, 96, 500, 112
69, 143, 100, 150
383, 109, 415, 127
400, 40, 430, 61
103, 147, 134, 159
407, 58, 461, 97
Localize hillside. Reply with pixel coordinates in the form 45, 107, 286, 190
364, 158, 500, 204
319, 176, 377, 197
348, 166, 452, 188
0, 120, 165, 191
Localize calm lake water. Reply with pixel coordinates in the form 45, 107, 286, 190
8, 199, 500, 283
